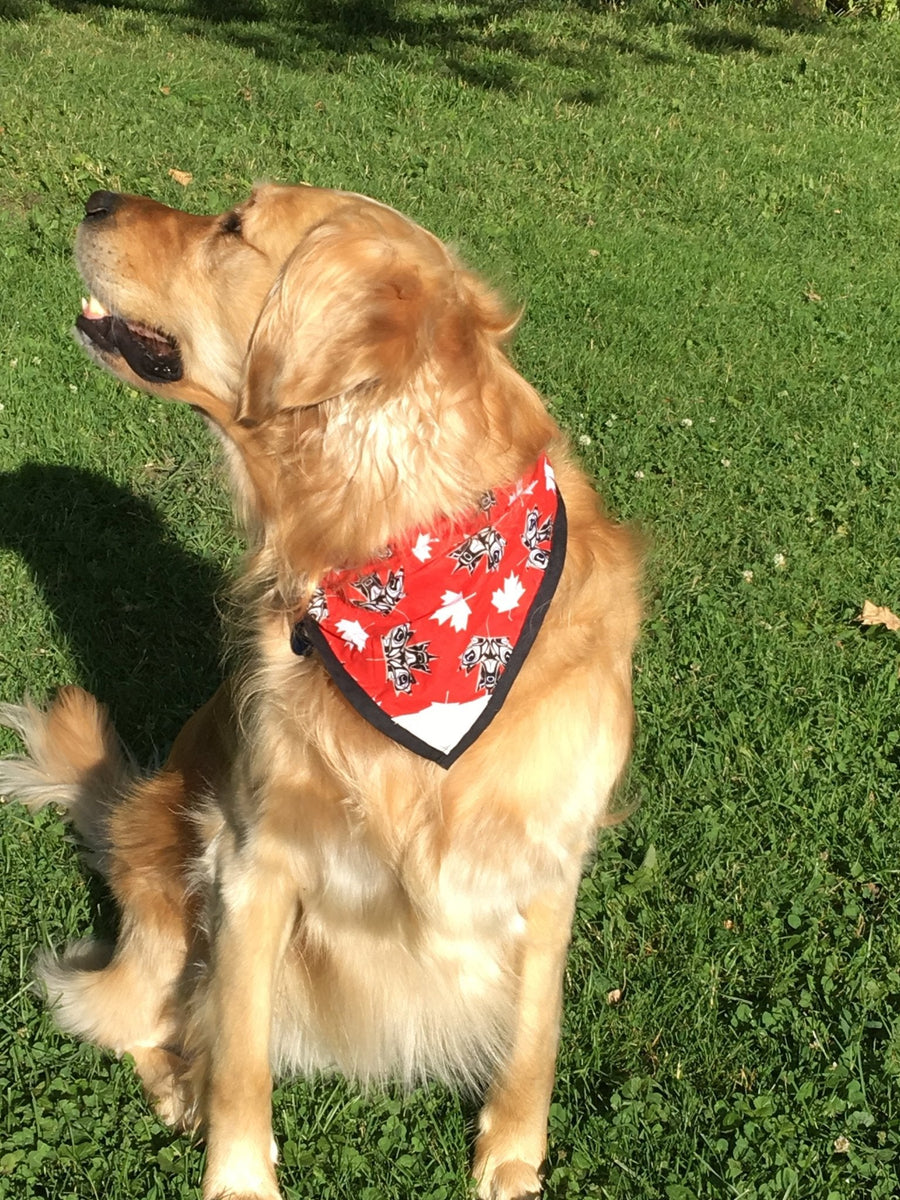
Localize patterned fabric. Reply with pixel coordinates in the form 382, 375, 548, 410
292, 454, 567, 767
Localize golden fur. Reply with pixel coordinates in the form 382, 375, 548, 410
0, 184, 641, 1200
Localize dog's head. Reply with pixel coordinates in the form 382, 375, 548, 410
76, 184, 507, 417
75, 183, 555, 569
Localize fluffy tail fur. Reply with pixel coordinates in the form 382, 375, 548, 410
0, 686, 132, 872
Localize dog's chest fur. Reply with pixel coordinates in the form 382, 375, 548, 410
258, 790, 533, 1086
299, 793, 532, 946
232, 651, 557, 1085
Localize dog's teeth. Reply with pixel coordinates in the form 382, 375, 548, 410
82, 294, 109, 319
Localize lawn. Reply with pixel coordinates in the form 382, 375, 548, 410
2, 2, 900, 1197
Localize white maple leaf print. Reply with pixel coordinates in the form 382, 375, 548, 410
506, 479, 538, 506
492, 573, 526, 615
336, 618, 369, 652
544, 460, 556, 492
431, 590, 472, 632
412, 533, 434, 562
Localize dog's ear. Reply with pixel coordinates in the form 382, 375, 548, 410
237, 222, 427, 423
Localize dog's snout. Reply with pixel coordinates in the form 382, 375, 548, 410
84, 190, 122, 221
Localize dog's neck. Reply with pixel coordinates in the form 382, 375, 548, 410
231, 352, 557, 609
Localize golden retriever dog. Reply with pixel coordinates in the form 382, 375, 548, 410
0, 184, 640, 1200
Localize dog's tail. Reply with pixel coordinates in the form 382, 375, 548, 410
0, 686, 132, 869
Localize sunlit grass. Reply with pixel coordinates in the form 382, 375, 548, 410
2, 3, 900, 1197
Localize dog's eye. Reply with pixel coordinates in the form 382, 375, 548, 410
221, 211, 243, 236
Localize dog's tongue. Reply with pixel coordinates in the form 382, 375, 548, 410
81, 295, 109, 320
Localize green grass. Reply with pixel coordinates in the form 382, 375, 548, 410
2, 2, 900, 1197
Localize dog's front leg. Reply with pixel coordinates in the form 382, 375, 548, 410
473, 882, 580, 1200
199, 833, 297, 1200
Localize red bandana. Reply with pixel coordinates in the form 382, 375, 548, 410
291, 454, 566, 767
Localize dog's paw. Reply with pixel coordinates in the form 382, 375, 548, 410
205, 1193, 282, 1200
202, 1151, 281, 1200
474, 1157, 542, 1200
203, 1180, 282, 1200
127, 1046, 196, 1130
150, 1068, 196, 1130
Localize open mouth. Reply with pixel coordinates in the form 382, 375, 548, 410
76, 295, 183, 383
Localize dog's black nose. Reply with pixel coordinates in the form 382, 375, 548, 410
84, 190, 121, 220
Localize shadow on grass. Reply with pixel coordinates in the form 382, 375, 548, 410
1, 0, 683, 98
683, 25, 778, 55
0, 463, 224, 761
